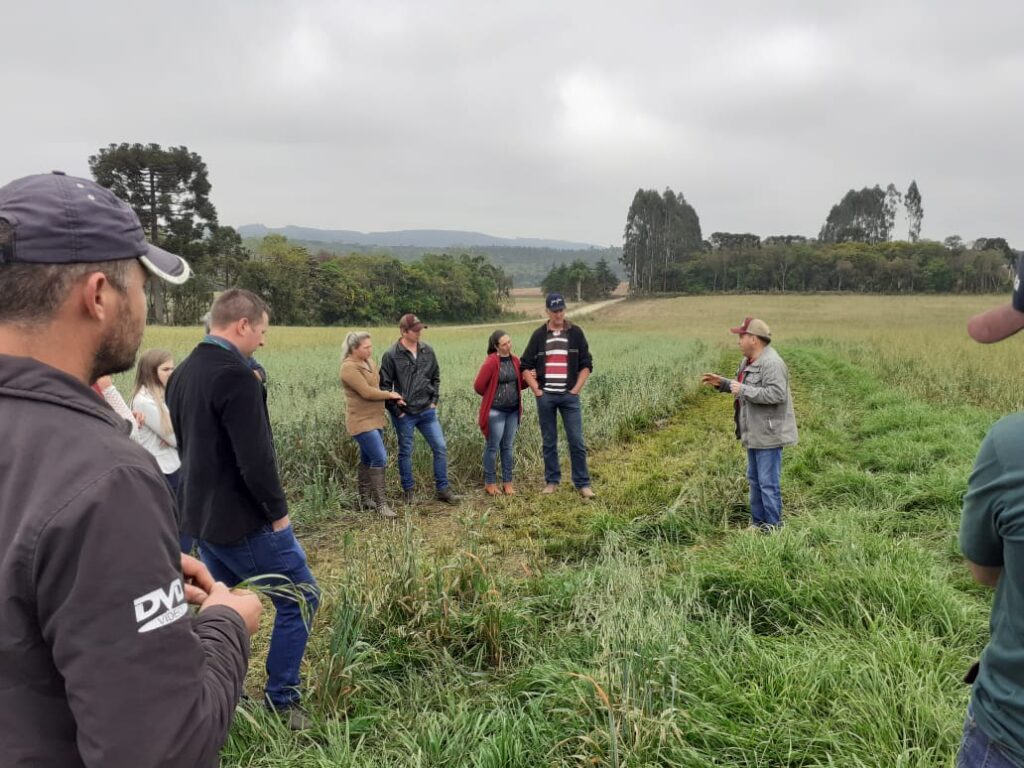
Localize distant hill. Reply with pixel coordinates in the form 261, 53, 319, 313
237, 224, 602, 251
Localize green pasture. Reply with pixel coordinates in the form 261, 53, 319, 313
139, 295, 1015, 766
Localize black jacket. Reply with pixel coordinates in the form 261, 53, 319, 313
519, 321, 593, 391
0, 354, 249, 767
379, 340, 441, 416
167, 342, 288, 545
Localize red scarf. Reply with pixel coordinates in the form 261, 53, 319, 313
473, 353, 523, 437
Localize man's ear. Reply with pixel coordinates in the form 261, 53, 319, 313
237, 317, 251, 335
77, 272, 113, 322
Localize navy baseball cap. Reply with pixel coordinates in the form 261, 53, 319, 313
0, 171, 191, 284
545, 292, 566, 311
968, 255, 1024, 343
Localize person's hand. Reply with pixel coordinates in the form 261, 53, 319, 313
181, 553, 215, 605
729, 380, 743, 395
569, 388, 580, 396
429, 403, 437, 409
272, 514, 291, 532
388, 391, 404, 402
95, 375, 113, 389
201, 583, 263, 635
133, 410, 145, 427
531, 386, 544, 398
701, 373, 723, 388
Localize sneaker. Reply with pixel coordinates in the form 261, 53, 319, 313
435, 487, 459, 505
402, 488, 415, 504
541, 483, 558, 494
484, 483, 501, 496
578, 486, 596, 500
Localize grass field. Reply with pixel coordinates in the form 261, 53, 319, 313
138, 294, 1016, 766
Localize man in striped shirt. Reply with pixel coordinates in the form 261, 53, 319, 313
520, 293, 596, 499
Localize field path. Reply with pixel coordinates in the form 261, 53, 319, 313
445, 296, 626, 330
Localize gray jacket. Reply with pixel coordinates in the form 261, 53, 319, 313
720, 346, 798, 449
0, 354, 249, 767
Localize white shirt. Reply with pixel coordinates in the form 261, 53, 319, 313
131, 388, 181, 475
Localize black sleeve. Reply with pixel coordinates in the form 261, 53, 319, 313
576, 327, 593, 373
429, 347, 440, 405
520, 327, 542, 371
215, 366, 288, 522
379, 350, 400, 417
35, 464, 249, 768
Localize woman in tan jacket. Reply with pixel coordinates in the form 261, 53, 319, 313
340, 331, 405, 519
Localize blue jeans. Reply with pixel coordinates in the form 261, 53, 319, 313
747, 448, 783, 529
198, 525, 320, 710
353, 429, 388, 468
536, 392, 590, 488
484, 409, 519, 484
958, 703, 1020, 767
392, 408, 449, 491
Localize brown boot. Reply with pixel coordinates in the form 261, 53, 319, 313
368, 466, 397, 519
502, 483, 515, 496
357, 464, 376, 511
484, 483, 501, 496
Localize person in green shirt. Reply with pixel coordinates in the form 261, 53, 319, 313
958, 259, 1024, 767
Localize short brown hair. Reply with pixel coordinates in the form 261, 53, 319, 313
209, 288, 270, 329
0, 259, 133, 325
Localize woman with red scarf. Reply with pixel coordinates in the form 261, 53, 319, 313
473, 329, 525, 496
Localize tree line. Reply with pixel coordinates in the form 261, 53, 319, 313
621, 183, 1016, 294
540, 258, 619, 302
89, 143, 511, 325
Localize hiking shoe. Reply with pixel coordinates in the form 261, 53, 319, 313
279, 706, 314, 732
435, 487, 459, 505
578, 486, 596, 500
541, 483, 558, 494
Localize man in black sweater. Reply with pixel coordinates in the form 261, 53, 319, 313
168, 288, 319, 730
520, 293, 596, 498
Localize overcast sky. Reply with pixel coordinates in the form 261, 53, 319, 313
3, 1, 1023, 246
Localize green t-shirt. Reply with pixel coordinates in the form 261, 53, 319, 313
960, 413, 1024, 764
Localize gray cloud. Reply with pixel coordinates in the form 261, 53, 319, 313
2, 0, 1022, 245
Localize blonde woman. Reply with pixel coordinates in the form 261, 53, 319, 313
131, 349, 189, 549
340, 332, 404, 519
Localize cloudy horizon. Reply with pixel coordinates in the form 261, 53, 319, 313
3, 1, 1023, 247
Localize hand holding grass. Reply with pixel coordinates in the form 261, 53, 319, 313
201, 583, 263, 635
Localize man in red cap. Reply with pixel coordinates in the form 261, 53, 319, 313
702, 316, 798, 531
380, 313, 457, 504
957, 258, 1024, 766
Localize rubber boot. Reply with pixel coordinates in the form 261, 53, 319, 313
357, 464, 377, 511
368, 466, 397, 519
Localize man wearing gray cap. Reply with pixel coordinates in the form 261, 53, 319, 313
702, 316, 798, 532
0, 172, 261, 767
956, 258, 1024, 767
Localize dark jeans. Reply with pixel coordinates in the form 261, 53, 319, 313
958, 703, 1019, 767
536, 392, 590, 488
484, 409, 519, 484
747, 447, 783, 529
198, 525, 319, 710
392, 408, 449, 491
353, 428, 388, 468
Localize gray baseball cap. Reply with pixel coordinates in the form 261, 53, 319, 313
0, 171, 191, 284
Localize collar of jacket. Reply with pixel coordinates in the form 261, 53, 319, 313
0, 353, 130, 434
